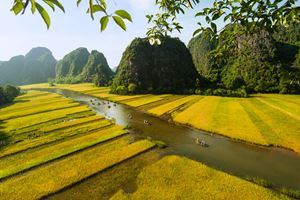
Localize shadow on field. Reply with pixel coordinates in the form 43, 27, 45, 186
0, 99, 29, 110
0, 130, 10, 150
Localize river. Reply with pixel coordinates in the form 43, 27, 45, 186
39, 88, 300, 190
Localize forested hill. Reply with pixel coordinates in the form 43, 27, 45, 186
0, 47, 57, 86
55, 48, 114, 86
188, 22, 300, 94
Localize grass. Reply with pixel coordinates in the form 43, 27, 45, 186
47, 150, 160, 200
123, 94, 171, 107
0, 100, 79, 121
0, 126, 128, 179
0, 119, 113, 158
148, 95, 199, 116
0, 139, 155, 200
111, 156, 288, 200
174, 96, 220, 132
1, 105, 90, 132
39, 115, 104, 133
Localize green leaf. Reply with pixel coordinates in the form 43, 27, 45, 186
90, 5, 105, 13
76, 0, 82, 7
115, 10, 132, 22
36, 2, 51, 29
100, 16, 109, 31
43, 0, 55, 11
211, 22, 217, 33
30, 0, 36, 13
11, 1, 24, 15
113, 16, 126, 31
48, 0, 65, 12
89, 0, 94, 20
193, 28, 202, 36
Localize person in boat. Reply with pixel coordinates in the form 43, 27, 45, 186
144, 120, 151, 126
195, 138, 207, 146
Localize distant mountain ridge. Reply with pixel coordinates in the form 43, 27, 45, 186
0, 47, 57, 86
55, 48, 114, 86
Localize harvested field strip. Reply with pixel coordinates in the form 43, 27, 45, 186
210, 98, 266, 145
148, 95, 199, 116
108, 94, 148, 102
174, 96, 220, 132
123, 95, 171, 107
248, 99, 300, 153
2, 106, 90, 132
12, 111, 95, 135
0, 119, 113, 158
0, 101, 79, 121
89, 92, 117, 99
240, 100, 280, 145
0, 98, 69, 114
48, 150, 160, 200
111, 156, 287, 200
262, 94, 300, 105
85, 88, 111, 95
40, 115, 104, 133
0, 127, 128, 179
257, 97, 300, 120
170, 96, 204, 118
257, 97, 300, 121
17, 91, 52, 100
0, 139, 155, 200
138, 95, 184, 111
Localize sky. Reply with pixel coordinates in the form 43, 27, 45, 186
0, 1, 212, 67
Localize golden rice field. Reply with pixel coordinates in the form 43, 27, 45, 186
0, 86, 288, 199
22, 83, 300, 153
111, 156, 288, 200
0, 90, 158, 199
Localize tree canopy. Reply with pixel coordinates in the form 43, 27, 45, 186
0, 85, 21, 105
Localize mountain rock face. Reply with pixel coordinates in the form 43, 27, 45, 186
112, 37, 198, 94
80, 50, 114, 86
0, 47, 57, 86
55, 48, 113, 86
55, 48, 90, 78
188, 25, 300, 94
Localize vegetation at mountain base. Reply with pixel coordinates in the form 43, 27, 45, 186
111, 37, 198, 94
55, 48, 114, 86
188, 22, 300, 95
0, 47, 56, 86
111, 155, 287, 200
0, 85, 21, 105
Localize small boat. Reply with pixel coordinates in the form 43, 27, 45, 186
195, 138, 209, 147
144, 120, 151, 126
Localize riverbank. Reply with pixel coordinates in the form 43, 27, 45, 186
21, 83, 300, 154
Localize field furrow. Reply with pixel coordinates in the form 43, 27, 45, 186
210, 98, 267, 145
0, 126, 128, 179
1, 105, 90, 132
174, 96, 220, 132
123, 94, 171, 107
0, 119, 113, 158
0, 139, 155, 200
148, 95, 199, 116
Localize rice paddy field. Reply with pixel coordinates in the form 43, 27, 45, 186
22, 83, 300, 154
0, 86, 290, 199
111, 156, 288, 200
0, 90, 158, 199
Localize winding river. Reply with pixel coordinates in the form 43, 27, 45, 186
40, 88, 300, 190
